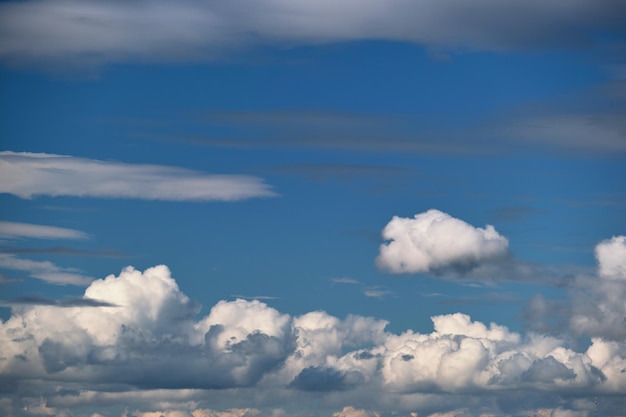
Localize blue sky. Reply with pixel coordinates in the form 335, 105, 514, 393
1, 2, 626, 417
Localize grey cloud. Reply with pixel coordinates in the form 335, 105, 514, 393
1, 0, 625, 69
353, 351, 377, 361
290, 366, 365, 392
1, 295, 118, 307
490, 206, 542, 223
266, 163, 414, 183
522, 357, 577, 383
142, 87, 626, 155
0, 246, 128, 258
39, 337, 87, 374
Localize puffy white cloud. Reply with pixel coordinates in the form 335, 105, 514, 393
332, 406, 379, 417
595, 236, 626, 280
0, 221, 88, 240
0, 151, 276, 201
377, 209, 509, 274
2, 262, 626, 416
0, 0, 624, 68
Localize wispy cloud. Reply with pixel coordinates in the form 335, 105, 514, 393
0, 221, 88, 240
362, 288, 392, 298
0, 253, 94, 285
331, 277, 359, 285
0, 151, 277, 201
142, 92, 626, 155
0, 246, 128, 258
1, 0, 624, 69
0, 295, 117, 307
231, 294, 279, 301
266, 163, 414, 184
490, 206, 542, 223
0, 272, 19, 283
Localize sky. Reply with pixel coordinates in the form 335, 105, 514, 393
0, 1, 626, 416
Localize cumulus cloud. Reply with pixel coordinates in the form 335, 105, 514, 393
377, 209, 509, 274
332, 406, 380, 417
0, 0, 625, 68
2, 262, 626, 416
566, 235, 626, 340
595, 236, 626, 280
0, 151, 276, 201
522, 236, 626, 341
0, 221, 88, 240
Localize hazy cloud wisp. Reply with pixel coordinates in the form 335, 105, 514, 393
0, 151, 276, 201
0, 221, 88, 240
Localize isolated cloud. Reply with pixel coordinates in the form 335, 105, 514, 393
377, 209, 509, 274
1, 0, 625, 68
0, 151, 276, 201
2, 261, 626, 416
0, 221, 88, 240
595, 236, 626, 280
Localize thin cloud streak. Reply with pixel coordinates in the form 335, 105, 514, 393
0, 253, 94, 286
0, 221, 89, 240
0, 151, 277, 201
0, 295, 118, 307
0, 246, 128, 258
1, 0, 625, 69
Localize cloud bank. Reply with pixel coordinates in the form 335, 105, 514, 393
377, 209, 509, 274
2, 253, 626, 416
0, 151, 276, 201
0, 0, 625, 68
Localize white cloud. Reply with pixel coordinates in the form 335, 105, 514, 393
0, 151, 276, 201
376, 209, 509, 274
595, 235, 626, 280
0, 220, 88, 240
0, 0, 624, 69
332, 406, 379, 417
565, 236, 626, 340
0, 253, 94, 285
2, 258, 626, 416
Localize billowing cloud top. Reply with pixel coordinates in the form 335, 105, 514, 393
0, 0, 625, 68
377, 209, 509, 274
2, 262, 626, 416
595, 236, 626, 280
0, 151, 276, 201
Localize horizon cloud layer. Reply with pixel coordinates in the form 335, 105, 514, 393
2, 236, 626, 416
